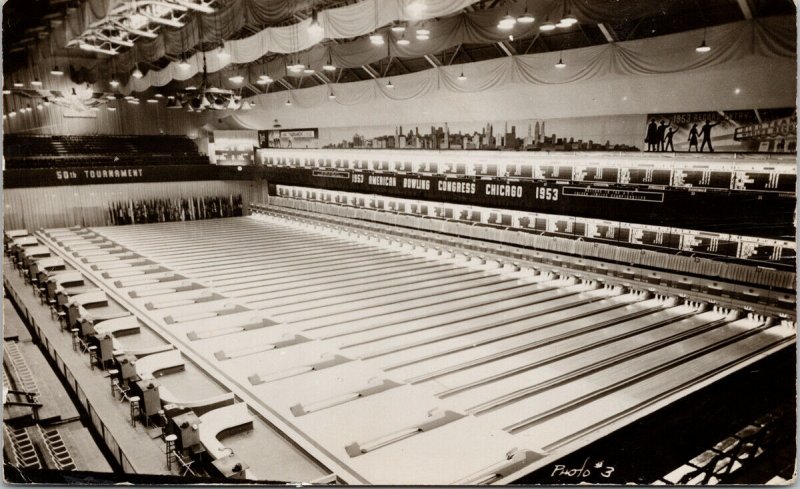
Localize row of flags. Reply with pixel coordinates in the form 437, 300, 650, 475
107, 194, 243, 225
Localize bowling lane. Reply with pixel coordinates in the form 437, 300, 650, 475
249, 266, 483, 314
454, 312, 752, 416
376, 295, 679, 382
500, 322, 795, 451
273, 274, 516, 324
332, 281, 604, 354
241, 261, 452, 305
216, 254, 424, 293
293, 279, 574, 338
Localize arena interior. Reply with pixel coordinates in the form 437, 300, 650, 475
1, 0, 797, 485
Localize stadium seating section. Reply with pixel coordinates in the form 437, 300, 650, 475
4, 135, 209, 168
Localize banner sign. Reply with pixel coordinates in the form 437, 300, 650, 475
4, 164, 263, 188
260, 128, 320, 148
645, 108, 796, 153
263, 167, 795, 238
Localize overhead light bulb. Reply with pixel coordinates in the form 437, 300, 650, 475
308, 10, 323, 36
288, 63, 304, 72
369, 33, 385, 45
147, 98, 158, 103
517, 9, 535, 24
26, 104, 32, 113
285, 99, 292, 106
186, 85, 197, 90
696, 39, 711, 53
2, 89, 10, 95
178, 58, 191, 69
328, 91, 336, 99
228, 75, 244, 83
561, 11, 578, 25
9, 111, 17, 117
107, 106, 116, 111
497, 12, 516, 30
540, 20, 556, 31
416, 33, 429, 40
36, 103, 42, 110
13, 81, 23, 88
50, 66, 64, 76
322, 61, 336, 71
155, 93, 164, 98
397, 34, 410, 46
31, 78, 42, 86
391, 23, 406, 33
43, 99, 50, 107
303, 67, 315, 74
556, 19, 572, 28
256, 77, 271, 85
555, 57, 566, 68
386, 80, 394, 89
457, 72, 466, 81
132, 67, 144, 79
110, 79, 120, 87
416, 28, 430, 36
218, 44, 230, 60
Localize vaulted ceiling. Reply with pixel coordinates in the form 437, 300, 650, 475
3, 0, 795, 97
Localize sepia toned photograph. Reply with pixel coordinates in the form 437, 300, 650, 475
1, 0, 796, 485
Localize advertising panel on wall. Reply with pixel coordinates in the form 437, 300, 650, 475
211, 130, 258, 165
645, 108, 796, 153
259, 128, 321, 148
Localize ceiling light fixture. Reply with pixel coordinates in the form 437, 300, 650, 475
540, 18, 556, 31
517, 8, 535, 24
369, 33, 385, 45
178, 58, 191, 69
308, 10, 323, 36
397, 33, 411, 46
555, 56, 566, 68
132, 66, 144, 79
50, 65, 64, 76
31, 78, 43, 86
457, 72, 466, 81
228, 74, 244, 83
328, 91, 336, 99
391, 23, 406, 33
696, 39, 711, 53
497, 12, 516, 30
386, 79, 394, 88
110, 79, 120, 87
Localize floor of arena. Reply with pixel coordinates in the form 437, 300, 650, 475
34, 213, 795, 484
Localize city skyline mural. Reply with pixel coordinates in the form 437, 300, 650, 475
257, 109, 795, 154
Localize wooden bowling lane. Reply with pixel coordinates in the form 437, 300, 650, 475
290, 277, 584, 339
509, 321, 796, 453
372, 294, 676, 382
274, 274, 518, 324
239, 260, 452, 305
214, 253, 423, 293
246, 265, 481, 313
455, 313, 762, 418
327, 281, 605, 354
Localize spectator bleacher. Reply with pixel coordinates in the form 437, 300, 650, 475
3, 135, 209, 168
4, 425, 44, 470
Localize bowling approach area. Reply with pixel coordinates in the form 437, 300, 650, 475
29, 209, 794, 485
